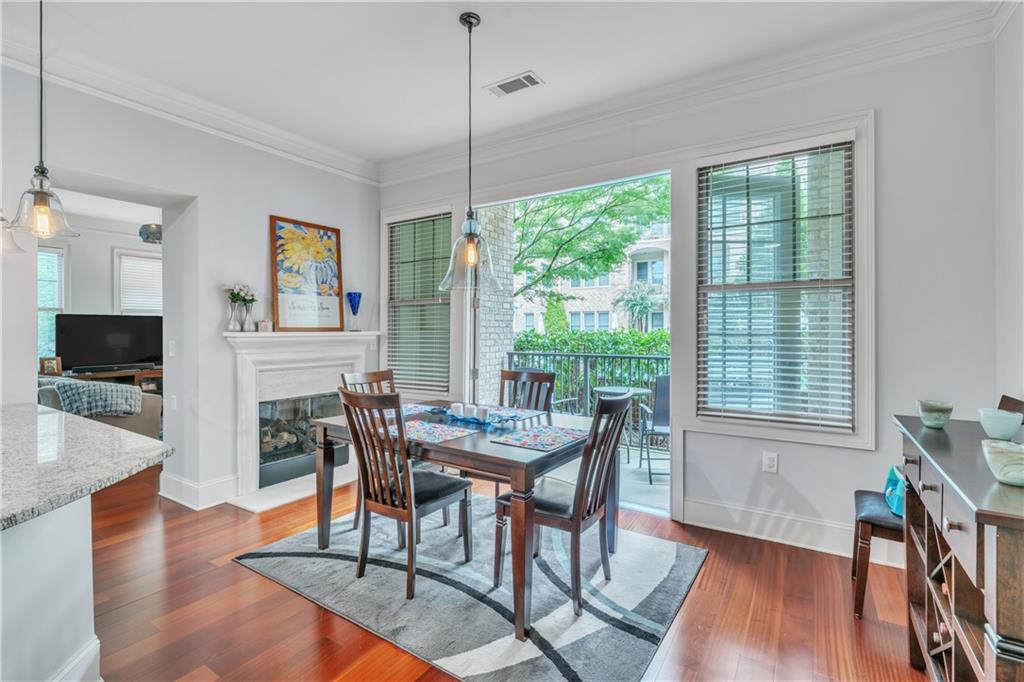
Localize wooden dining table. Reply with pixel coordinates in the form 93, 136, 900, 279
313, 402, 619, 641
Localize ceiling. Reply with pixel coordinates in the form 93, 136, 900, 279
1, 2, 997, 172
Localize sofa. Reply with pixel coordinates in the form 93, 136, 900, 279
38, 382, 163, 440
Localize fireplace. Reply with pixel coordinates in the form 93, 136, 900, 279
258, 392, 346, 488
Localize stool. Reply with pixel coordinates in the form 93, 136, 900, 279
852, 489, 904, 619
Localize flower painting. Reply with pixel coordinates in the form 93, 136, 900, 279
269, 215, 344, 331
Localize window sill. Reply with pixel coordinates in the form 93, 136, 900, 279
681, 415, 875, 451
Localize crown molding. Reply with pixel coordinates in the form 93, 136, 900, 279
992, 1, 1021, 39
1, 37, 380, 187
379, 2, 1006, 188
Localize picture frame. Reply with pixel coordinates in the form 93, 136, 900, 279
269, 215, 344, 332
39, 356, 62, 376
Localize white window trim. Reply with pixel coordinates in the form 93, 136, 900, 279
113, 248, 162, 315
677, 112, 876, 451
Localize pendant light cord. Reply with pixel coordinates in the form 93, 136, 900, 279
37, 0, 45, 172
467, 19, 473, 217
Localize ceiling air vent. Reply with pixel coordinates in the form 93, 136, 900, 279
486, 71, 544, 98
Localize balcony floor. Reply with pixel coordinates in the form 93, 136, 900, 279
550, 445, 670, 513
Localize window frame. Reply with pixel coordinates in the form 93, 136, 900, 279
634, 258, 665, 285
523, 312, 535, 331
679, 117, 875, 451
113, 248, 163, 315
37, 245, 66, 358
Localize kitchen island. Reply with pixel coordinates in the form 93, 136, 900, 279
1, 404, 172, 681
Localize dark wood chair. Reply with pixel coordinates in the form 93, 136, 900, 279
638, 374, 671, 484
851, 489, 904, 618
340, 389, 472, 599
998, 394, 1024, 413
493, 392, 631, 615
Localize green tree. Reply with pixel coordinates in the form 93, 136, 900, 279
613, 282, 668, 331
543, 295, 569, 335
511, 174, 669, 300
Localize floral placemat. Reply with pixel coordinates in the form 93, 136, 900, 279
486, 406, 545, 421
492, 425, 589, 452
401, 403, 434, 417
389, 420, 475, 444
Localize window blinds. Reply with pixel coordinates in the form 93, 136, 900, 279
387, 214, 452, 393
697, 141, 855, 430
118, 254, 163, 314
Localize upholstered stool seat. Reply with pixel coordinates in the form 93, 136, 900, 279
854, 490, 902, 531
851, 489, 905, 619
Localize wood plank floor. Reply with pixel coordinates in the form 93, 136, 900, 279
92, 467, 923, 681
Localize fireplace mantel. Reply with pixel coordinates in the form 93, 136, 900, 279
224, 330, 379, 509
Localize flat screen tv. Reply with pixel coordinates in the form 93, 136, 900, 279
55, 314, 162, 372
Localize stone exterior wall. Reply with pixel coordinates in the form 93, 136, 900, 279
476, 203, 516, 405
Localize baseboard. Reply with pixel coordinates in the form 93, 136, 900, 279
682, 496, 905, 568
50, 635, 101, 681
158, 471, 238, 510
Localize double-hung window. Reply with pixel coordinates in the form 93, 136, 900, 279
116, 251, 163, 315
635, 259, 664, 285
386, 214, 452, 393
524, 313, 536, 331
697, 141, 856, 433
37, 247, 64, 357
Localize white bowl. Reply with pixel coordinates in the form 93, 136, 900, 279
982, 440, 1024, 487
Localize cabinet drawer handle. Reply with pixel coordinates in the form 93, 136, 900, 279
919, 480, 938, 493
943, 517, 964, 533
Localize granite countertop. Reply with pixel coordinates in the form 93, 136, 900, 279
1, 404, 173, 530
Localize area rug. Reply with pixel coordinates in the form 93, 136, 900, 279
235, 496, 706, 681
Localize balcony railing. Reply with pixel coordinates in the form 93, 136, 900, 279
505, 351, 669, 445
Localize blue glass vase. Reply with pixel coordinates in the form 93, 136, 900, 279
346, 291, 362, 331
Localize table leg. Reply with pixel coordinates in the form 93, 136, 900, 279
316, 427, 335, 550
607, 443, 619, 554
510, 488, 535, 641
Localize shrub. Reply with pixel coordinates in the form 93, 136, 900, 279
513, 328, 670, 356
543, 296, 569, 335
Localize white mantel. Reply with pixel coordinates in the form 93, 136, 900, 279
223, 331, 379, 510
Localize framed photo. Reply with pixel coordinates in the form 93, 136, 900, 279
39, 356, 62, 376
269, 215, 344, 331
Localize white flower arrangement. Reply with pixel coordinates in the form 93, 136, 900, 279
226, 283, 257, 304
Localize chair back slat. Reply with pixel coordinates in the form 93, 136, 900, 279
500, 369, 555, 411
342, 369, 396, 394
339, 388, 413, 511
652, 375, 671, 428
998, 394, 1024, 413
573, 393, 632, 523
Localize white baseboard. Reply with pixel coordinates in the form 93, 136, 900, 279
682, 496, 905, 568
50, 635, 101, 682
158, 471, 238, 510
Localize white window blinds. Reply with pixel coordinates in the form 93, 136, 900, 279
387, 214, 452, 393
118, 254, 163, 315
697, 141, 854, 430
37, 247, 64, 357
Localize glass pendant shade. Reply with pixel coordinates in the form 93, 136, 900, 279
0, 218, 26, 253
11, 172, 77, 239
439, 215, 500, 292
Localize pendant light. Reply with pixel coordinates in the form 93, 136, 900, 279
11, 0, 77, 240
1, 214, 26, 253
439, 11, 499, 293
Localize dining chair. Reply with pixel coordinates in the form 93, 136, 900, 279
851, 490, 904, 618
638, 375, 671, 485
340, 388, 472, 599
493, 392, 632, 616
516, 366, 578, 414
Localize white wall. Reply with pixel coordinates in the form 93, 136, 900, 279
994, 5, 1024, 399
1, 66, 381, 501
382, 43, 1003, 562
43, 216, 162, 315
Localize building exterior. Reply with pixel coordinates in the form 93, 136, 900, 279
513, 226, 670, 334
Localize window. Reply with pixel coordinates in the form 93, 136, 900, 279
387, 214, 451, 393
37, 247, 64, 357
697, 141, 855, 431
649, 311, 664, 330
597, 311, 610, 331
570, 311, 607, 331
524, 313, 536, 331
635, 259, 664, 285
569, 275, 610, 288
569, 312, 581, 331
116, 252, 162, 315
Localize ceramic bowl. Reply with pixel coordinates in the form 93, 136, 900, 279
918, 400, 953, 429
982, 439, 1024, 486
978, 408, 1023, 441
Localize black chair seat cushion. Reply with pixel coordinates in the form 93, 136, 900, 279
412, 470, 471, 507
854, 489, 902, 531
496, 476, 576, 520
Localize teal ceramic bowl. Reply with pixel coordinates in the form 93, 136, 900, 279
978, 408, 1023, 441
918, 400, 953, 429
982, 440, 1024, 486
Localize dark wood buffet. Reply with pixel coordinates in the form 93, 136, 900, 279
894, 416, 1024, 682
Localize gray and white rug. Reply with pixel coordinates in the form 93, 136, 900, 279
236, 496, 706, 681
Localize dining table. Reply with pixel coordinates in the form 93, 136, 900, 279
313, 401, 619, 641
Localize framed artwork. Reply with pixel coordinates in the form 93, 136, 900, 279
269, 215, 344, 331
39, 356, 62, 376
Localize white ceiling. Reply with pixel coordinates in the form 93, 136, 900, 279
1, 2, 997, 170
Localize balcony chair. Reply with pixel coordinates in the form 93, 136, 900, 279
638, 374, 671, 484
340, 388, 472, 599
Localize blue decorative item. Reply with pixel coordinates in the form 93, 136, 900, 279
884, 465, 905, 517
345, 291, 362, 331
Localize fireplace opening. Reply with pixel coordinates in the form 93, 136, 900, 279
258, 392, 347, 488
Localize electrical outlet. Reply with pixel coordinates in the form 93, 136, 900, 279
168, 340, 176, 357
168, 395, 178, 411
762, 450, 779, 474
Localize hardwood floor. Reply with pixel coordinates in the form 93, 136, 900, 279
92, 467, 923, 681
